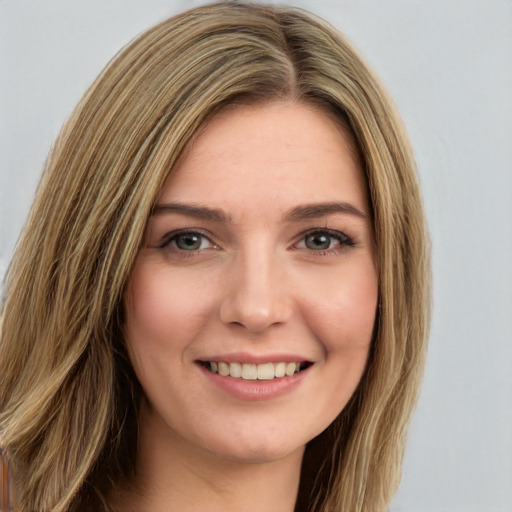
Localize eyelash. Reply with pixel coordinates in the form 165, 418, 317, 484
294, 228, 355, 255
157, 229, 217, 255
157, 228, 355, 257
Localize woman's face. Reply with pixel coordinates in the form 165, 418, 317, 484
124, 102, 378, 465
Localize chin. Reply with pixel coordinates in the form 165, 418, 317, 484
201, 427, 308, 465
219, 444, 304, 466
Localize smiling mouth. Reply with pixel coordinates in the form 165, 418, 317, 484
199, 361, 312, 381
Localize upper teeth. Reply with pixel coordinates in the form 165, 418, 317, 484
208, 361, 302, 380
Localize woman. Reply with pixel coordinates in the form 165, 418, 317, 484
0, 2, 430, 511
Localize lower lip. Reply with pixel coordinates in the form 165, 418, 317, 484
198, 364, 309, 401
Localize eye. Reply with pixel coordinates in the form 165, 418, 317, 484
174, 233, 209, 251
297, 229, 355, 252
304, 232, 334, 251
159, 230, 215, 252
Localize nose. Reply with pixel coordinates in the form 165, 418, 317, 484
219, 250, 293, 333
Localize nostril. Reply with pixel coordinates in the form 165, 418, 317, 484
219, 297, 293, 333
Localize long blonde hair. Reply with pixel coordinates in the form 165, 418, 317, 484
0, 3, 430, 511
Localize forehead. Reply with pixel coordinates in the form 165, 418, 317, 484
158, 102, 368, 214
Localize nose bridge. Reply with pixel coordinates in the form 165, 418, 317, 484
219, 239, 292, 332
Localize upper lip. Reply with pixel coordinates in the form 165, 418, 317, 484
197, 352, 313, 364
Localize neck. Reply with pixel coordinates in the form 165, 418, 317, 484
109, 400, 304, 512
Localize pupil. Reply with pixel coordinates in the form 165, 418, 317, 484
176, 234, 201, 250
306, 234, 331, 250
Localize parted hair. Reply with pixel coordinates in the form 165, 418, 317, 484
0, 2, 430, 511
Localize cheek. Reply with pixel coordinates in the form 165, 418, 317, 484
301, 260, 378, 351
125, 261, 213, 346
123, 268, 199, 383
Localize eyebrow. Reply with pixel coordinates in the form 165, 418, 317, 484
152, 201, 367, 223
284, 202, 367, 221
152, 203, 232, 222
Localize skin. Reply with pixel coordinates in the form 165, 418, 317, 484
117, 102, 378, 512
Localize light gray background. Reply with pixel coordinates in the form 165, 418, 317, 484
1, 2, 511, 511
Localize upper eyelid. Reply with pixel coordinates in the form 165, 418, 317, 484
295, 227, 354, 243
157, 228, 216, 248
